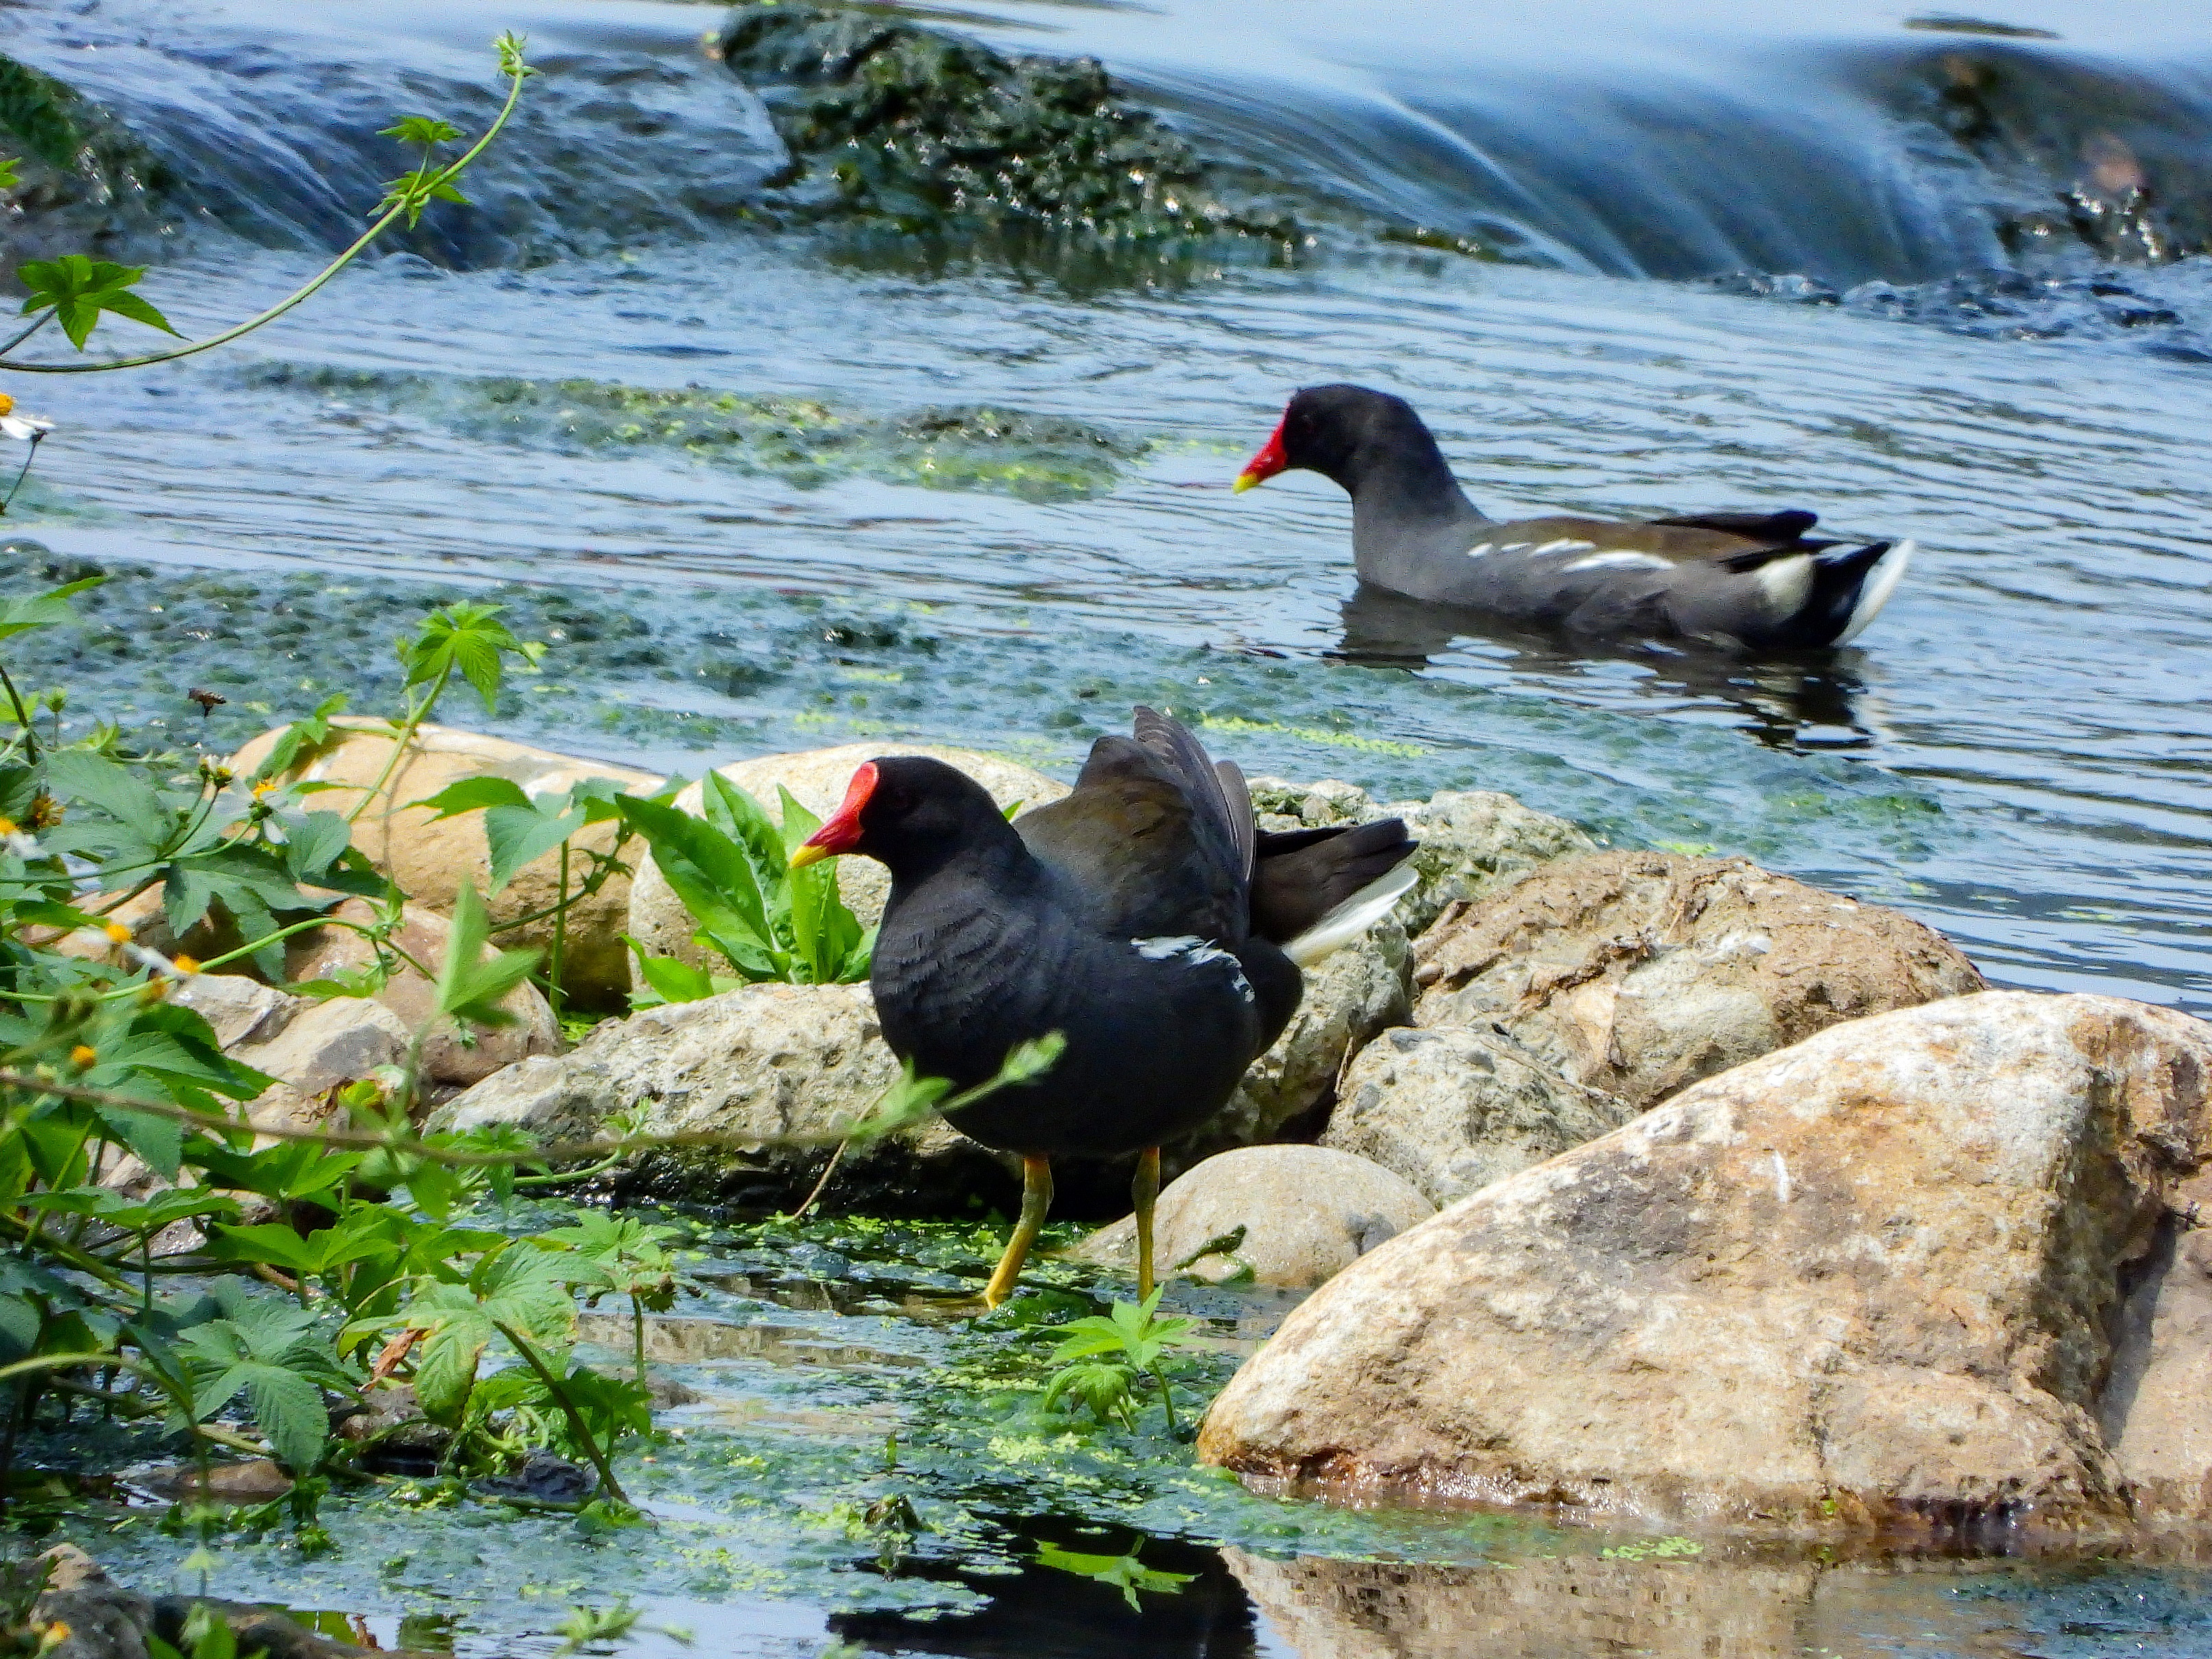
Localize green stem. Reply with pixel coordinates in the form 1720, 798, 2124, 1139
548, 840, 569, 1026
0, 58, 530, 376
347, 668, 447, 829
1150, 1365, 1179, 1437
629, 1292, 646, 1388
491, 1321, 628, 1505
0, 661, 41, 763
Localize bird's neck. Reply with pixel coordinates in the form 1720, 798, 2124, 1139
1349, 444, 1487, 591
880, 816, 1036, 909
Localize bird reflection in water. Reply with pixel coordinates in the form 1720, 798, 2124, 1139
1331, 583, 1879, 755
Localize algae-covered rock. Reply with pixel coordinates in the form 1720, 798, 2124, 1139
0, 53, 172, 262
429, 982, 1008, 1211
719, 2, 1299, 255
1247, 776, 1596, 936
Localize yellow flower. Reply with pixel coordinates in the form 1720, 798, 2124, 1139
69, 1045, 97, 1069
0, 816, 14, 835
104, 921, 133, 944
36, 1619, 73, 1652
171, 954, 202, 975
0, 394, 11, 415
252, 779, 278, 799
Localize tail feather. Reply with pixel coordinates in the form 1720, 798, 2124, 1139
1284, 864, 1420, 967
1251, 816, 1417, 949
1831, 539, 1914, 646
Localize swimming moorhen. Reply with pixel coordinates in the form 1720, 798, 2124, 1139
1235, 384, 1914, 651
790, 710, 1417, 1305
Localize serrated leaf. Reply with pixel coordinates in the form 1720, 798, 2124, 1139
242, 1361, 329, 1473
411, 777, 532, 819
481, 795, 585, 894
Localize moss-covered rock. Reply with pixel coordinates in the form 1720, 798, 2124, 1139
0, 53, 171, 265
719, 2, 1301, 260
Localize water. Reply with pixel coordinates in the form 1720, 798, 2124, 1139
3, 0, 2211, 1649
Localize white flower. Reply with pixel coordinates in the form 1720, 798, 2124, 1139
0, 391, 52, 443
0, 827, 38, 858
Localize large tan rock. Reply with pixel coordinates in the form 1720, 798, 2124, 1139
1077, 1145, 1434, 1289
231, 718, 662, 1008
1249, 778, 1595, 936
1412, 849, 1985, 1113
1322, 1024, 1636, 1206
625, 742, 1067, 969
429, 982, 1007, 1210
1199, 992, 2212, 1534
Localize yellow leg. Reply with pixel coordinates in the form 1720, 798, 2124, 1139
983, 1155, 1053, 1309
1133, 1146, 1162, 1302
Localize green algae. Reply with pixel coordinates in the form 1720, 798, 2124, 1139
719, 1, 1306, 274
0, 550, 1960, 904
27, 1205, 1576, 1651
228, 363, 1146, 501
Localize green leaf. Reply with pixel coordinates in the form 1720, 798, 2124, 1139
0, 575, 103, 643
42, 747, 167, 843
615, 795, 773, 971
1034, 1542, 1193, 1611
15, 254, 179, 350
280, 810, 354, 886
242, 1361, 330, 1473
481, 795, 586, 895
381, 116, 462, 147
412, 777, 532, 819
401, 601, 529, 714
622, 937, 719, 1006
434, 881, 541, 1028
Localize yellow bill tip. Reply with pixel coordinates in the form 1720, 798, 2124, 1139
1231, 470, 1262, 494
788, 843, 832, 871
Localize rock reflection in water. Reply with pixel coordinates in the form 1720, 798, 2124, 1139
1228, 1549, 1821, 1659
576, 1311, 924, 1370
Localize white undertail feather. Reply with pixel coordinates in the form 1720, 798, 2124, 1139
1283, 862, 1420, 968
1833, 540, 1914, 646
1751, 553, 1814, 615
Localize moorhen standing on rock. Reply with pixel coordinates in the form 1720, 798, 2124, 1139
790, 709, 1417, 1305
1235, 384, 1914, 651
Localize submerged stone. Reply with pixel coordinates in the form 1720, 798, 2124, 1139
719, 1, 1302, 259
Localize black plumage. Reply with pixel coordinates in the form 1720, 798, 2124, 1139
793, 708, 1417, 1304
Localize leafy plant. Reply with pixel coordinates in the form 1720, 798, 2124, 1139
1039, 1289, 1203, 1434
1033, 1540, 1194, 1610
618, 775, 873, 995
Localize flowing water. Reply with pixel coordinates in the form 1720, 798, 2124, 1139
3, 0, 2211, 1650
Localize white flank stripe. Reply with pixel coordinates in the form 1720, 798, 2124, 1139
1751, 553, 1813, 614
1463, 542, 1495, 559
1834, 540, 1914, 646
1530, 538, 1596, 555
1564, 550, 1668, 572
1284, 862, 1419, 968
1132, 935, 1253, 1002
